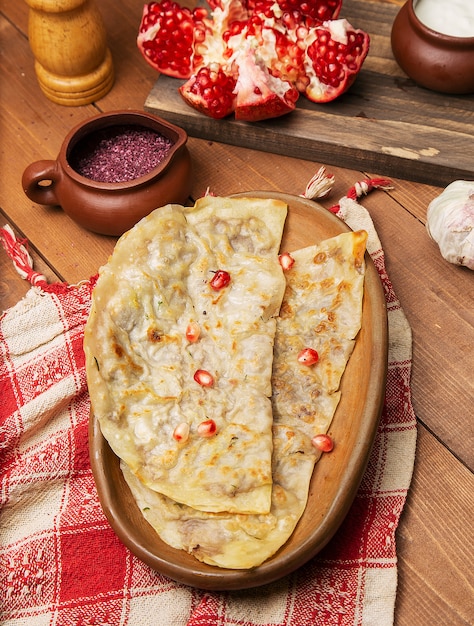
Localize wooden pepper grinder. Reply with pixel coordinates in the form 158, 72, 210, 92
25, 0, 114, 106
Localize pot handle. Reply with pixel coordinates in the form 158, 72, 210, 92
22, 160, 61, 206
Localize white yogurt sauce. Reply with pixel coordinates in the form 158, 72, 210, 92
414, 0, 474, 37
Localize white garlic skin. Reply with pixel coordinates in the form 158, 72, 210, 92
426, 180, 474, 270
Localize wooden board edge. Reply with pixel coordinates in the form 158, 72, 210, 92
145, 78, 473, 187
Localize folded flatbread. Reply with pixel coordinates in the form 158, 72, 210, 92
84, 196, 288, 514
122, 229, 368, 569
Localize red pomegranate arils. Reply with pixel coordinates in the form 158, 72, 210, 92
297, 347, 319, 365
185, 321, 201, 343
198, 419, 217, 437
279, 252, 295, 271
210, 269, 231, 290
194, 369, 214, 386
173, 422, 190, 442
311, 433, 334, 452
137, 0, 369, 119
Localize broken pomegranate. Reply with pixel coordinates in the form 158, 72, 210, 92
180, 64, 237, 119
233, 46, 299, 121
303, 19, 370, 102
137, 1, 209, 78
137, 0, 369, 121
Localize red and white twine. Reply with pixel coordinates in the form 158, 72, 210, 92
0, 225, 49, 288
329, 177, 393, 212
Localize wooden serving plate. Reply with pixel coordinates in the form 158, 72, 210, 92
89, 192, 388, 590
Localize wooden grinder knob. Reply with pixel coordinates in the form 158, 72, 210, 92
25, 0, 114, 106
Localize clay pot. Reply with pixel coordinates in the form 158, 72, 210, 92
391, 0, 474, 94
22, 111, 192, 236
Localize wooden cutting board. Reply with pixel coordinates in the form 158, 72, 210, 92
144, 0, 474, 187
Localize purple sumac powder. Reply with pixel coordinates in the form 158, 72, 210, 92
70, 125, 174, 183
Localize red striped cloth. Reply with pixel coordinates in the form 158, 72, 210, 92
0, 190, 416, 626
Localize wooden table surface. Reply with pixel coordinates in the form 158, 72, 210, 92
1, 0, 473, 624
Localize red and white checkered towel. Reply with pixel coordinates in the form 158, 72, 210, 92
0, 190, 417, 626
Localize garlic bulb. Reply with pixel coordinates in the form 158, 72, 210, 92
426, 180, 474, 270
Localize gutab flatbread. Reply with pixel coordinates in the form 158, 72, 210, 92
84, 197, 288, 514
122, 229, 368, 569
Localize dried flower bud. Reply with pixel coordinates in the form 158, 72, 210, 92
301, 166, 335, 200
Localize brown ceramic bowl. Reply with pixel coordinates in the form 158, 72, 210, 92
89, 192, 388, 590
22, 110, 192, 236
391, 0, 474, 94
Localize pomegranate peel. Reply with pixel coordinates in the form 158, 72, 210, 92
234, 47, 299, 121
180, 64, 238, 119
303, 19, 370, 103
137, 1, 210, 79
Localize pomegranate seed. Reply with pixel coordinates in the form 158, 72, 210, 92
173, 422, 190, 442
297, 347, 319, 365
185, 321, 201, 343
279, 252, 295, 271
194, 369, 214, 386
197, 419, 217, 437
210, 269, 231, 291
311, 433, 334, 452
